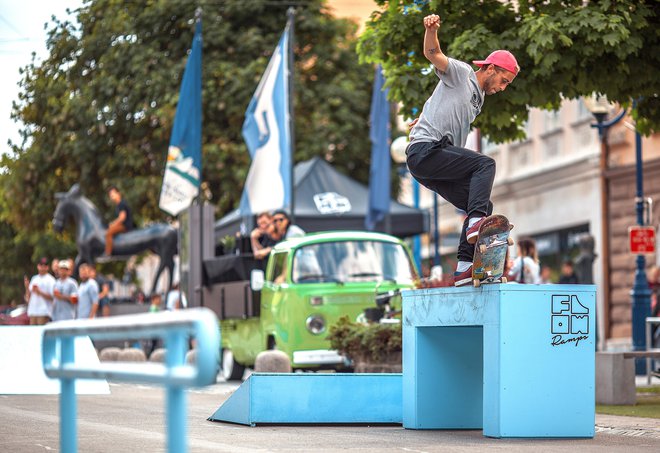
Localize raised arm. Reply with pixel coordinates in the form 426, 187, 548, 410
422, 14, 449, 73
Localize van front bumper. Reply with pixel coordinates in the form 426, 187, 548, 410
292, 349, 347, 365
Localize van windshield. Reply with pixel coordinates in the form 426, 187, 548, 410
291, 240, 415, 284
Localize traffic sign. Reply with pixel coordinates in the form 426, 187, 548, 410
629, 226, 656, 254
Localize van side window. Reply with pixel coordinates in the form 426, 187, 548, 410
269, 252, 288, 284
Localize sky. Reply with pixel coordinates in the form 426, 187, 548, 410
0, 0, 82, 156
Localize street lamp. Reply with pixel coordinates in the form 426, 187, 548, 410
586, 95, 650, 371
391, 136, 422, 272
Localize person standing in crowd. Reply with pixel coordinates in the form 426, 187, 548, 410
165, 283, 188, 311
52, 259, 79, 321
51, 258, 59, 277
149, 293, 162, 313
105, 185, 133, 256
90, 266, 112, 317
507, 238, 541, 284
25, 257, 56, 325
250, 212, 279, 260
77, 263, 99, 319
539, 265, 553, 284
558, 259, 579, 284
272, 210, 305, 240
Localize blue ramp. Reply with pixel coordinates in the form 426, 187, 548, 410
208, 373, 402, 426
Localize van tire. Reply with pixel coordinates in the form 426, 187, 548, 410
221, 348, 245, 381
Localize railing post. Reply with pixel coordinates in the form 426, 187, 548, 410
60, 336, 78, 453
166, 331, 187, 453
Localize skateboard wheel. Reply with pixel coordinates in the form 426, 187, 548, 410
473, 279, 481, 288
507, 237, 514, 246
501, 277, 508, 283
479, 244, 487, 254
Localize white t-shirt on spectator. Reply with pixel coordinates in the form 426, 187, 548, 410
27, 273, 56, 317
166, 290, 188, 311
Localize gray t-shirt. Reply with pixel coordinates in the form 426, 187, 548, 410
409, 58, 484, 148
52, 277, 78, 322
77, 278, 99, 319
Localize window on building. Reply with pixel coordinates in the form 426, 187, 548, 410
544, 109, 561, 133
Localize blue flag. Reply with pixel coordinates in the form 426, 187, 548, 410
239, 24, 292, 216
159, 20, 202, 216
365, 65, 391, 230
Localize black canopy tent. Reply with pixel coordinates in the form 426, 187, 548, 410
214, 157, 429, 240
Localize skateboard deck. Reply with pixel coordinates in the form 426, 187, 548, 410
472, 214, 513, 287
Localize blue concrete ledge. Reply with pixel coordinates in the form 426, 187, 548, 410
209, 373, 402, 426
403, 284, 596, 438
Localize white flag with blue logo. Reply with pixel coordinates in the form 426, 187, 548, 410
239, 25, 292, 216
159, 21, 202, 216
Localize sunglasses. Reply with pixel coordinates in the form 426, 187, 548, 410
273, 217, 286, 223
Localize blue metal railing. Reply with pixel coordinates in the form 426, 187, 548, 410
42, 308, 220, 453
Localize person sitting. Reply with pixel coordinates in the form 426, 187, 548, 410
272, 210, 305, 240
105, 185, 133, 256
250, 212, 279, 260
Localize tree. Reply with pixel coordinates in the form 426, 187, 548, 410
0, 0, 374, 302
358, 0, 660, 143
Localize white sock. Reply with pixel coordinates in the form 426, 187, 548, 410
468, 217, 483, 228
456, 261, 472, 272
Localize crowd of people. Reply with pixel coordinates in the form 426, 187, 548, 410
24, 257, 103, 325
23, 256, 189, 324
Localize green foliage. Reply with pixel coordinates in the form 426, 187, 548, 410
0, 0, 375, 303
327, 315, 402, 362
358, 0, 660, 143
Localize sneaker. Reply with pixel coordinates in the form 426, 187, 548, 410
466, 217, 485, 244
453, 265, 473, 287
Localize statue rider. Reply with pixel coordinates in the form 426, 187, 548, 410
105, 185, 134, 256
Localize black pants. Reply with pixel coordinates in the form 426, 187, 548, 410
407, 138, 495, 262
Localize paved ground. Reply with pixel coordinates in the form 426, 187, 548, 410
1, 379, 660, 452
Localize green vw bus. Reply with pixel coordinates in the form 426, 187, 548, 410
219, 231, 418, 380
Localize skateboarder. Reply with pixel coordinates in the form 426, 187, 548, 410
406, 13, 519, 287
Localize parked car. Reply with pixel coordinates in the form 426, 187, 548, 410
0, 305, 30, 325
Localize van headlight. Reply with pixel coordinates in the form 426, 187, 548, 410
305, 315, 326, 335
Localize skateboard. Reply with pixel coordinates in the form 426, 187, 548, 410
472, 214, 514, 287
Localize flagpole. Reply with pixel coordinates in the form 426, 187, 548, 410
287, 7, 296, 223
196, 7, 203, 309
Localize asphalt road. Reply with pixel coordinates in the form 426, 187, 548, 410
1, 379, 659, 452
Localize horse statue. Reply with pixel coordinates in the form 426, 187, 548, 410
52, 184, 178, 294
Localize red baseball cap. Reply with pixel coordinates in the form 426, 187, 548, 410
473, 50, 520, 76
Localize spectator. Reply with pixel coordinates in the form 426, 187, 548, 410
77, 263, 100, 319
250, 212, 278, 260
539, 265, 553, 284
558, 259, 579, 284
52, 259, 79, 321
507, 237, 540, 284
648, 266, 660, 318
25, 257, 56, 325
166, 283, 188, 311
149, 293, 162, 313
272, 210, 305, 240
51, 258, 60, 277
90, 267, 112, 317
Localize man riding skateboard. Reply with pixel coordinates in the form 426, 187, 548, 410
406, 13, 520, 287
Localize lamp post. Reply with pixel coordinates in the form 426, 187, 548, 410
586, 95, 650, 372
391, 136, 422, 272
630, 100, 652, 374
